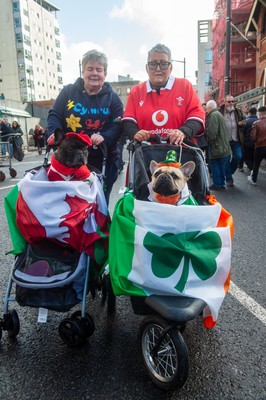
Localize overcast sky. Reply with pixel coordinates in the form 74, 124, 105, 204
52, 0, 215, 85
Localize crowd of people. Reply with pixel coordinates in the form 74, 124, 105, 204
0, 117, 24, 159
2, 44, 265, 198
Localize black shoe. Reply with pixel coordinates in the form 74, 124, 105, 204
209, 184, 223, 190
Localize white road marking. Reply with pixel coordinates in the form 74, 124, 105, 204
0, 183, 18, 190
230, 281, 266, 325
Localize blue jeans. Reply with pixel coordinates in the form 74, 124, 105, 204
209, 154, 231, 188
1, 143, 7, 156
225, 141, 242, 182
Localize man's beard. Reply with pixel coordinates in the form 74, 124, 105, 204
226, 106, 234, 112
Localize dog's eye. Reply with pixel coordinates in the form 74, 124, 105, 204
170, 172, 178, 178
154, 171, 161, 178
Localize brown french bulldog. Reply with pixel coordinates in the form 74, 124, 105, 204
149, 160, 196, 205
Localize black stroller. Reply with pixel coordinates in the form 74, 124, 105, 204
0, 133, 24, 181
108, 140, 233, 391
0, 149, 110, 347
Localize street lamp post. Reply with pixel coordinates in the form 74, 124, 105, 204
172, 58, 186, 78
224, 0, 231, 96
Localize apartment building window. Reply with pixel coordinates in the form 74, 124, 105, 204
205, 72, 212, 86
58, 77, 63, 84
55, 39, 60, 48
13, 1, 20, 11
25, 50, 32, 60
20, 78, 26, 88
56, 52, 61, 60
57, 64, 62, 72
24, 24, 30, 32
24, 35, 31, 46
23, 9, 29, 17
14, 18, 21, 28
54, 27, 60, 35
205, 49, 212, 64
16, 33, 22, 43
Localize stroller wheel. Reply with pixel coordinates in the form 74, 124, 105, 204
0, 171, 6, 181
5, 309, 20, 338
139, 314, 189, 391
101, 273, 116, 314
9, 168, 17, 178
58, 318, 86, 347
71, 311, 95, 338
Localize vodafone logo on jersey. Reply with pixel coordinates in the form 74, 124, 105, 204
151, 110, 168, 126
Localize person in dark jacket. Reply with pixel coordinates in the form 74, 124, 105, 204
206, 100, 231, 190
242, 107, 258, 171
47, 49, 123, 204
248, 106, 266, 185
219, 95, 245, 187
0, 117, 11, 156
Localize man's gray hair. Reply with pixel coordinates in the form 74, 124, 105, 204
148, 44, 172, 62
82, 50, 108, 74
206, 100, 217, 110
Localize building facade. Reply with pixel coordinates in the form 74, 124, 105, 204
197, 20, 213, 103
0, 0, 63, 104
210, 0, 256, 105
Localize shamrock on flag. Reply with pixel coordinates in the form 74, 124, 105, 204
4, 168, 110, 269
109, 193, 233, 328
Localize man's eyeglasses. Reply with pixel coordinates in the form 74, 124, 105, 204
226, 100, 234, 103
147, 61, 171, 70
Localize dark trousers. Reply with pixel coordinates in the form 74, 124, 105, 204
243, 145, 255, 171
251, 146, 266, 183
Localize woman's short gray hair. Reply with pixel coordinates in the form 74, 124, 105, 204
82, 50, 108, 74
147, 44, 172, 62
206, 100, 217, 110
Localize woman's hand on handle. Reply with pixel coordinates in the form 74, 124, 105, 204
168, 129, 185, 145
133, 130, 150, 142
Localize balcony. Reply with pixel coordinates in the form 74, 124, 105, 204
231, 50, 256, 68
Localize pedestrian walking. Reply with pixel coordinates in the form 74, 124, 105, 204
247, 106, 266, 185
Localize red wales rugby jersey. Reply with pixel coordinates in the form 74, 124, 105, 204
123, 75, 205, 136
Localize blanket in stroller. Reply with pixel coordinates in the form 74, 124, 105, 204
4, 168, 110, 269
109, 193, 233, 328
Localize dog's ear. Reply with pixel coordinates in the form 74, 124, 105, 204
54, 128, 66, 146
180, 161, 196, 178
150, 160, 158, 175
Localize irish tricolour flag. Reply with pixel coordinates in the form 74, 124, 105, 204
109, 193, 233, 328
4, 168, 110, 269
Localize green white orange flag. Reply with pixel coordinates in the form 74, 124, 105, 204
4, 168, 110, 269
109, 193, 233, 328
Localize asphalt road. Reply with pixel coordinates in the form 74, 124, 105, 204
0, 150, 265, 400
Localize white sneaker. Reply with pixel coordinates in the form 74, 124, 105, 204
247, 175, 257, 185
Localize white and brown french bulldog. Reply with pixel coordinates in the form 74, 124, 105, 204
148, 150, 196, 205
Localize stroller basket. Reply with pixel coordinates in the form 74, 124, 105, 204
13, 240, 88, 311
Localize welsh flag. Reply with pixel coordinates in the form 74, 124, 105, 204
109, 193, 233, 328
4, 168, 110, 269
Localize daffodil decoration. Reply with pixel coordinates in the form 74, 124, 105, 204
157, 150, 181, 168
66, 114, 82, 132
